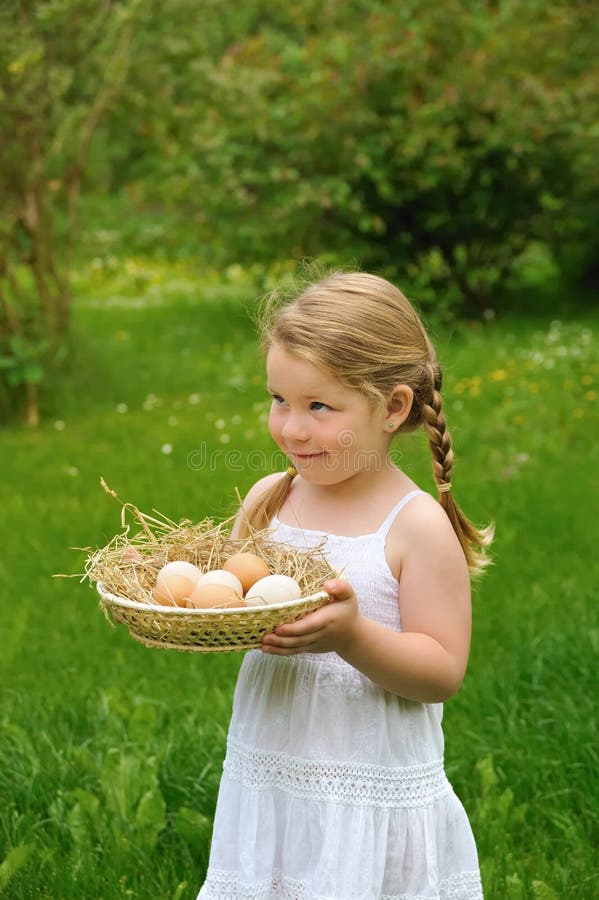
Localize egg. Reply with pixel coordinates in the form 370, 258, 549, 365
120, 547, 144, 565
152, 574, 196, 607
244, 574, 302, 607
196, 569, 243, 595
222, 552, 270, 593
188, 583, 244, 609
156, 560, 202, 583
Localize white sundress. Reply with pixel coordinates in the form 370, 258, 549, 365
198, 490, 484, 900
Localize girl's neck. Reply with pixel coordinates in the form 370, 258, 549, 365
280, 463, 415, 536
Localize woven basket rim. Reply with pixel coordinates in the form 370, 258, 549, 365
96, 581, 330, 615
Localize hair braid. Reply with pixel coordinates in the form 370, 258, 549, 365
422, 363, 494, 574
423, 378, 454, 489
237, 469, 296, 538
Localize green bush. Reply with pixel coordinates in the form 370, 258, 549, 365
103, 0, 595, 315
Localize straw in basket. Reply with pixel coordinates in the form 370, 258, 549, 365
82, 480, 335, 653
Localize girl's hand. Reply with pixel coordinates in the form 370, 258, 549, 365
261, 579, 360, 656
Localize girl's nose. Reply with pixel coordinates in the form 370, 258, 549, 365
282, 413, 310, 443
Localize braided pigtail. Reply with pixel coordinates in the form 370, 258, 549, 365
422, 363, 494, 576
236, 467, 297, 539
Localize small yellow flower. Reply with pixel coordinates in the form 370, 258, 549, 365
490, 369, 508, 382
573, 408, 584, 418
528, 383, 540, 394
585, 390, 597, 401
581, 375, 593, 386
469, 385, 480, 397
513, 415, 524, 426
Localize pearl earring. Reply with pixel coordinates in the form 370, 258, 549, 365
387, 421, 395, 430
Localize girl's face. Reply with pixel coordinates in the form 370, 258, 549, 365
266, 345, 393, 486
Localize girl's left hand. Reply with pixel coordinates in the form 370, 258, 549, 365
261, 579, 360, 655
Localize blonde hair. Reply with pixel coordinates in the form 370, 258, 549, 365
241, 268, 493, 575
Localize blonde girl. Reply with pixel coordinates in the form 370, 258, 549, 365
197, 270, 493, 900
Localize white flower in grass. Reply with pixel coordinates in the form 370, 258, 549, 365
65, 465, 79, 477
161, 443, 173, 455
215, 418, 226, 430
188, 393, 201, 405
143, 393, 161, 411
117, 403, 128, 413
232, 414, 242, 425
219, 433, 231, 444
54, 420, 65, 431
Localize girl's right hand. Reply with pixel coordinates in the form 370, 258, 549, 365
261, 578, 361, 655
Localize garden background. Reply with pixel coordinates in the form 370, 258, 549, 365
0, 1, 597, 898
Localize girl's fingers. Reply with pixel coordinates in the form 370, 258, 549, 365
323, 578, 354, 601
262, 631, 324, 653
264, 622, 326, 644
273, 607, 330, 636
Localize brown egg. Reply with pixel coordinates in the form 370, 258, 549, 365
188, 583, 245, 609
121, 546, 144, 565
222, 552, 270, 593
152, 574, 195, 607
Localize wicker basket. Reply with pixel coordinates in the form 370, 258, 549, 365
97, 582, 331, 652
84, 482, 335, 652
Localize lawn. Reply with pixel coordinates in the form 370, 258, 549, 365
1, 264, 597, 898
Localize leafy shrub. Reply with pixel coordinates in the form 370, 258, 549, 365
109, 0, 595, 315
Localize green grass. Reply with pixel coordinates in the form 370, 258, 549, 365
1, 266, 597, 898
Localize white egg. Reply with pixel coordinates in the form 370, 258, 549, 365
196, 569, 243, 595
245, 574, 302, 607
157, 560, 202, 584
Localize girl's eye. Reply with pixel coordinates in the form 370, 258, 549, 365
311, 401, 330, 412
271, 394, 286, 405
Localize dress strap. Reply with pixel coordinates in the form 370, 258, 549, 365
376, 489, 426, 538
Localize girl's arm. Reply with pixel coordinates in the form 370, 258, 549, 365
262, 495, 472, 704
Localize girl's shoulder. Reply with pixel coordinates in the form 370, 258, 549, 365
385, 491, 466, 581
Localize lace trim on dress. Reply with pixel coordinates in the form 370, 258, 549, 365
439, 870, 484, 899
200, 867, 483, 899
224, 740, 451, 809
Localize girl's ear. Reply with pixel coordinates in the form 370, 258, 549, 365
385, 384, 414, 427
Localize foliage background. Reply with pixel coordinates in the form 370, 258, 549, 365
1, 0, 597, 425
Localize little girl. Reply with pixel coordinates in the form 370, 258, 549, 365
197, 271, 493, 900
